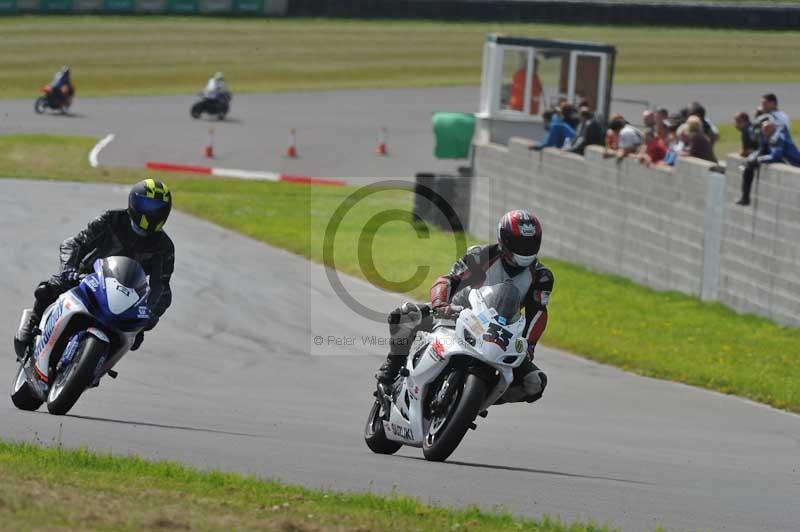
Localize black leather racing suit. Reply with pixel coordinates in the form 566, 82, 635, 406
381, 244, 553, 403
32, 209, 175, 328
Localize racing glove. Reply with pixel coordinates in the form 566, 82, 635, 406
59, 267, 81, 285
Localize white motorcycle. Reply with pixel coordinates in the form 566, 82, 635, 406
364, 281, 529, 462
11, 256, 152, 415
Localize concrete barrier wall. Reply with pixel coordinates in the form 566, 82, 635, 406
719, 155, 800, 326
470, 141, 800, 327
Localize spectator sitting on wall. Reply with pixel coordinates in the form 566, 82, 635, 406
662, 122, 688, 167
734, 111, 760, 157
682, 115, 717, 163
643, 110, 656, 132
737, 120, 800, 206
531, 109, 576, 151
566, 106, 605, 155
561, 103, 580, 130
604, 117, 643, 162
604, 112, 625, 151
761, 93, 790, 133
656, 108, 669, 128
688, 101, 719, 145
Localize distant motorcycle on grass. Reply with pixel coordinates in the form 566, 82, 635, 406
191, 91, 231, 120
364, 281, 530, 462
11, 257, 152, 416
34, 84, 74, 115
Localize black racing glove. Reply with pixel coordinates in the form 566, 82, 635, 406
59, 267, 81, 285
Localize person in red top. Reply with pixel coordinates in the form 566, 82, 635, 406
509, 69, 542, 114
638, 124, 668, 166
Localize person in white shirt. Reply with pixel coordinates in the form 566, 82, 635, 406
204, 72, 227, 97
606, 117, 643, 162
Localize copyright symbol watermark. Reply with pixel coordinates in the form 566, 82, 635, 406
320, 179, 467, 325
313, 336, 323, 346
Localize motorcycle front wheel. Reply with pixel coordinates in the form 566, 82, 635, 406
46, 336, 105, 415
10, 363, 43, 411
34, 97, 47, 114
364, 398, 402, 455
190, 102, 204, 119
422, 372, 486, 462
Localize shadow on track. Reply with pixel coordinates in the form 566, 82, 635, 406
62, 413, 266, 439
399, 456, 651, 485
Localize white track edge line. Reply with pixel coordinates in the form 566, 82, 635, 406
88, 133, 115, 168
210, 167, 280, 181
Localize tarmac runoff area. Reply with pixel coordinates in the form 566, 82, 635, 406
2, 83, 800, 182
2, 180, 799, 532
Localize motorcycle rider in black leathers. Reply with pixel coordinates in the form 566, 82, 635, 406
15, 180, 174, 354
376, 210, 552, 404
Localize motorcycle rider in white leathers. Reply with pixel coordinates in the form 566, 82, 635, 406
204, 72, 227, 98
376, 210, 552, 404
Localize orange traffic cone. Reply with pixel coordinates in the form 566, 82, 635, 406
285, 128, 298, 158
376, 126, 388, 156
205, 128, 214, 158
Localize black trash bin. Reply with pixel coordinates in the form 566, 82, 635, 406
412, 173, 470, 232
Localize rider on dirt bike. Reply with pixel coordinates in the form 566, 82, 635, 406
15, 180, 174, 354
376, 209, 552, 404
48, 65, 75, 107
203, 72, 228, 98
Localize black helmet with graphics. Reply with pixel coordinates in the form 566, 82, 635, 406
497, 210, 542, 268
128, 179, 172, 236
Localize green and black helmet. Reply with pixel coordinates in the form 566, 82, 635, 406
128, 179, 172, 236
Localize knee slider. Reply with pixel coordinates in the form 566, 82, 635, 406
523, 370, 546, 396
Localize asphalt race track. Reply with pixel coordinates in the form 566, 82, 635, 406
2, 83, 799, 179
2, 180, 798, 531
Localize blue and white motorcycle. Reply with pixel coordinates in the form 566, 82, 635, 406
11, 256, 151, 415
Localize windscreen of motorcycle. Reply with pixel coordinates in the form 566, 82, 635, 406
100, 257, 149, 314
477, 281, 522, 323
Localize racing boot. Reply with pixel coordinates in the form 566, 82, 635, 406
375, 354, 406, 385
14, 309, 40, 360
499, 361, 548, 404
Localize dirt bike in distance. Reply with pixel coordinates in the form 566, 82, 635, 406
34, 84, 74, 114
190, 91, 231, 120
364, 280, 530, 462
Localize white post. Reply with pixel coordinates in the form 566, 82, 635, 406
701, 171, 726, 301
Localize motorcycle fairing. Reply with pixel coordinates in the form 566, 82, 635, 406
34, 291, 90, 381
384, 293, 528, 446
34, 259, 149, 382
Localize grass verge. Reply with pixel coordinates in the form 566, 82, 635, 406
2, 16, 800, 99
1, 133, 799, 413
0, 440, 614, 531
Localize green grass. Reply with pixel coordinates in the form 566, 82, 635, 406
2, 133, 799, 413
0, 440, 615, 531
1, 16, 800, 99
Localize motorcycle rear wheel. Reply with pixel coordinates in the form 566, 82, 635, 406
10, 363, 43, 411
34, 97, 47, 114
422, 372, 486, 462
364, 399, 402, 455
46, 336, 105, 416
